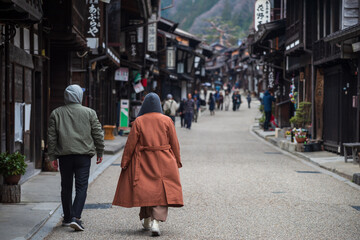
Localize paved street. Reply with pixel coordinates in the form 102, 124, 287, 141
45, 101, 360, 240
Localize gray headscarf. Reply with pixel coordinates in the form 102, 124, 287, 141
64, 84, 83, 104
137, 93, 163, 117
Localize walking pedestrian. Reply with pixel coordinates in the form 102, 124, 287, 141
178, 98, 186, 128
236, 91, 242, 110
263, 90, 276, 131
47, 84, 105, 231
218, 92, 224, 110
214, 90, 220, 109
163, 94, 178, 124
184, 93, 195, 129
224, 90, 230, 111
247, 92, 251, 109
232, 92, 238, 111
112, 93, 183, 237
193, 96, 200, 123
208, 92, 215, 115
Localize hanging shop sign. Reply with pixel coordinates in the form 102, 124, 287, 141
128, 30, 137, 60
169, 74, 178, 80
176, 36, 189, 46
133, 82, 144, 93
268, 70, 274, 88
115, 67, 129, 81
167, 47, 176, 70
254, 0, 271, 31
120, 99, 129, 128
147, 14, 157, 52
86, 0, 101, 49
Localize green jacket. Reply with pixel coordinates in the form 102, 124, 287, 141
47, 85, 104, 161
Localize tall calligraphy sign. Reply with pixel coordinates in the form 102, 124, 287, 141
86, 0, 101, 49
147, 14, 157, 52
254, 0, 271, 31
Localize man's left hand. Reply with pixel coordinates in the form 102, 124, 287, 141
96, 157, 103, 164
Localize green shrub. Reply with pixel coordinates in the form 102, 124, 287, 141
290, 102, 312, 128
0, 152, 27, 177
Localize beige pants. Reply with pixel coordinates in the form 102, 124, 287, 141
139, 206, 168, 222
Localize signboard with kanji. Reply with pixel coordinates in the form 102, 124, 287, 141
255, 0, 271, 31
86, 0, 101, 49
115, 68, 129, 81
147, 14, 157, 52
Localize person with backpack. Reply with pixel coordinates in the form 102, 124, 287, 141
163, 94, 178, 124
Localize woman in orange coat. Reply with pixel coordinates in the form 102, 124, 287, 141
113, 93, 183, 236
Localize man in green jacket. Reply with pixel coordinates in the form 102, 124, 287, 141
48, 84, 104, 231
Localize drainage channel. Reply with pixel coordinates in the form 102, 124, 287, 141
296, 171, 322, 174
84, 203, 112, 209
351, 206, 360, 212
264, 152, 283, 155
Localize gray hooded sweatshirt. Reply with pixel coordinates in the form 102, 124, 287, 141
47, 85, 105, 160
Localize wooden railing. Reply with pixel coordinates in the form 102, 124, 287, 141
285, 19, 303, 45
313, 39, 341, 63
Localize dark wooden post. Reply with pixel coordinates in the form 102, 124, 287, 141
357, 3, 360, 142
357, 57, 360, 142
5, 25, 11, 153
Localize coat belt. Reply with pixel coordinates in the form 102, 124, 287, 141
133, 144, 171, 186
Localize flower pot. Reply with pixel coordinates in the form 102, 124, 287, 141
295, 137, 306, 143
304, 144, 312, 152
4, 174, 21, 185
312, 142, 321, 152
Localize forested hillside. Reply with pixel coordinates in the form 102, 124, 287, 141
161, 0, 255, 46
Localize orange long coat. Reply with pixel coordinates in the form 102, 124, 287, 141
112, 113, 183, 208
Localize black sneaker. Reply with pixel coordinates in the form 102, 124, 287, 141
70, 217, 84, 231
61, 219, 71, 227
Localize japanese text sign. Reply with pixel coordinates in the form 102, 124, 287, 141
87, 0, 101, 37
255, 0, 271, 31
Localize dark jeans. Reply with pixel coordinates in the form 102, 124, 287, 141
180, 114, 185, 127
185, 112, 193, 129
170, 116, 175, 124
59, 154, 91, 221
264, 111, 272, 130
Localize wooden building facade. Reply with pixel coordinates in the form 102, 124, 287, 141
247, 0, 360, 154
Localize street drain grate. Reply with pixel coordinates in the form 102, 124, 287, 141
296, 171, 321, 174
351, 206, 360, 212
264, 152, 283, 155
84, 203, 112, 209
111, 163, 121, 166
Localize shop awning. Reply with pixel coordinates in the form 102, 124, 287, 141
324, 23, 360, 43
160, 68, 178, 80
254, 19, 286, 43
179, 73, 193, 81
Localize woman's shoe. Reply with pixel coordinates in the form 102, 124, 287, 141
151, 220, 160, 236
142, 217, 152, 231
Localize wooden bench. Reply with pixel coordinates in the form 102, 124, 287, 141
343, 143, 360, 166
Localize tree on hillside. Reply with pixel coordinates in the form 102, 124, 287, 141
202, 17, 244, 47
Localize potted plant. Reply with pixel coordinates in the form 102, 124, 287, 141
285, 130, 291, 140
289, 102, 312, 128
294, 130, 307, 143
0, 152, 27, 185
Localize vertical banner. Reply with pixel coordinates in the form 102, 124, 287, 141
147, 14, 157, 52
255, 0, 271, 31
315, 69, 324, 140
86, 0, 101, 49
120, 99, 129, 128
